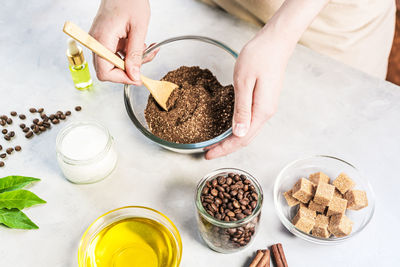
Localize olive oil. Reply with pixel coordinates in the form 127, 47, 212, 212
84, 217, 179, 267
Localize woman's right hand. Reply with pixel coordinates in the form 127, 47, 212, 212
89, 0, 150, 85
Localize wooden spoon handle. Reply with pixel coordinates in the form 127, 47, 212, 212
63, 21, 125, 70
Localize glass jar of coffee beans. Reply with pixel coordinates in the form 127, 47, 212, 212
195, 168, 263, 253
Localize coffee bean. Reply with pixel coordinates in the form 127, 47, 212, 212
2, 129, 7, 134
243, 209, 252, 215
9, 131, 15, 137
15, 146, 21, 151
250, 201, 257, 209
215, 198, 222, 205
65, 110, 71, 116
4, 135, 10, 141
23, 127, 29, 133
0, 153, 6, 158
40, 113, 47, 119
75, 106, 82, 111
10, 111, 17, 116
211, 179, 218, 187
60, 114, 66, 120
37, 121, 43, 126
19, 123, 25, 129
227, 211, 235, 217
0, 115, 7, 120
6, 148, 13, 154
233, 200, 240, 209
19, 114, 26, 120
210, 188, 219, 196
0, 145, 2, 150
38, 108, 44, 113
39, 126, 46, 132
25, 131, 33, 138
49, 114, 55, 120
202, 186, 209, 194
33, 118, 39, 124
0, 120, 5, 126
0, 161, 4, 167
43, 122, 51, 128
6, 118, 12, 124
33, 126, 39, 133
52, 119, 59, 124
29, 108, 37, 113
216, 185, 225, 192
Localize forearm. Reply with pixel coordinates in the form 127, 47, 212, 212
257, 0, 329, 53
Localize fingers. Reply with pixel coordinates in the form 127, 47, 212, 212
93, 53, 135, 84
125, 22, 148, 85
232, 68, 255, 137
205, 80, 277, 160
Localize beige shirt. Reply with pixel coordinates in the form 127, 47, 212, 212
201, 0, 396, 78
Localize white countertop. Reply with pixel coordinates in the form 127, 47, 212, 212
1, 0, 400, 266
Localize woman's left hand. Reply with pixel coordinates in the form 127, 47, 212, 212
205, 29, 292, 159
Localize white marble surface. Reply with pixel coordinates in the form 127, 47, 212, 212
1, 0, 400, 266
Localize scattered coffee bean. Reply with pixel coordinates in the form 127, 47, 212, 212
0, 120, 5, 126
2, 129, 7, 134
0, 161, 4, 167
43, 122, 51, 128
33, 126, 39, 133
198, 172, 261, 252
23, 127, 29, 133
30, 124, 35, 130
6, 118, 12, 124
6, 148, 13, 155
1, 115, 7, 120
0, 145, 2, 150
9, 131, 15, 137
19, 114, 26, 120
15, 146, 21, 151
25, 131, 33, 138
52, 119, 59, 124
10, 111, 17, 116
60, 114, 66, 120
75, 106, 82, 111
49, 114, 55, 120
0, 153, 6, 158
38, 108, 44, 113
33, 118, 39, 124
29, 108, 37, 113
65, 111, 71, 116
4, 135, 10, 141
41, 113, 47, 119
19, 123, 26, 129
39, 126, 46, 132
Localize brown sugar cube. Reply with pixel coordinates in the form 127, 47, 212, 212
309, 172, 330, 185
327, 197, 348, 216
298, 203, 316, 218
312, 214, 330, 238
291, 178, 314, 203
334, 189, 344, 199
308, 200, 326, 213
283, 189, 300, 207
344, 190, 368, 210
313, 182, 335, 206
292, 208, 316, 233
328, 214, 353, 237
332, 173, 355, 194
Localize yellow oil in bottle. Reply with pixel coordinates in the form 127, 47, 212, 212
84, 217, 180, 267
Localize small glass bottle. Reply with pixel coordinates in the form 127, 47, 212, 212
67, 39, 92, 90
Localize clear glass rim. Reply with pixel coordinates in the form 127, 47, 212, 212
56, 121, 113, 165
123, 35, 238, 150
78, 206, 183, 266
195, 168, 264, 228
273, 155, 376, 245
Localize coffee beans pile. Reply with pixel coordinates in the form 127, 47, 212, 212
0, 106, 82, 167
198, 173, 262, 251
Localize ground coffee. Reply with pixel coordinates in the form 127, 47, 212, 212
144, 66, 234, 144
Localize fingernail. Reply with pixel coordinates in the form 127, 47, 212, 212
233, 123, 247, 137
132, 66, 140, 81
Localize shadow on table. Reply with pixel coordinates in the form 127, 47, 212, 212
158, 176, 207, 247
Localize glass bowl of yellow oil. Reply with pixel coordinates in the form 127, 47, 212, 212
78, 206, 182, 267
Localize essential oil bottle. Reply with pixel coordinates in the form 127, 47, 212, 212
67, 39, 92, 90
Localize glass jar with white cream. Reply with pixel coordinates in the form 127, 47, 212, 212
56, 121, 117, 184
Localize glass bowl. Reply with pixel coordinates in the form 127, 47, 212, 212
78, 206, 182, 266
273, 155, 375, 245
124, 36, 238, 153
195, 168, 263, 253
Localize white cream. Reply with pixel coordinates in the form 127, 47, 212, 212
56, 122, 117, 184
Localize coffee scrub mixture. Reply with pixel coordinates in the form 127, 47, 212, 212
145, 66, 234, 143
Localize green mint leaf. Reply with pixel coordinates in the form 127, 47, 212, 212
0, 208, 38, 229
0, 190, 46, 210
0, 176, 40, 193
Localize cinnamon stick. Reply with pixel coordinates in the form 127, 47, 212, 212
249, 250, 265, 267
271, 243, 288, 267
256, 249, 270, 267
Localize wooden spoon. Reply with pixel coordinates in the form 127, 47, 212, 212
63, 21, 178, 111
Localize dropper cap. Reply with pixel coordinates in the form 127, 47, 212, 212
67, 39, 84, 66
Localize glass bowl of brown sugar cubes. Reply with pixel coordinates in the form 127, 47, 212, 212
273, 155, 375, 245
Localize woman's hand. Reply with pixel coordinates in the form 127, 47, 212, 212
89, 0, 150, 85
205, 29, 292, 159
